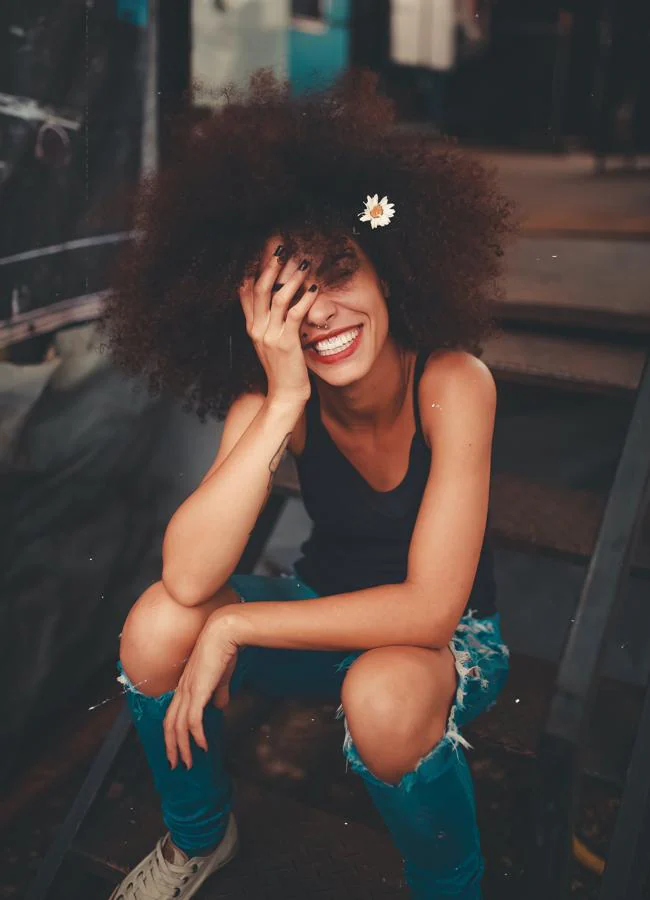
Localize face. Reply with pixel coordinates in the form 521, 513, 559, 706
258, 235, 392, 387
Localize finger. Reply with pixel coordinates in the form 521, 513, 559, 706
174, 693, 194, 769
267, 252, 306, 302
275, 253, 301, 288
188, 700, 208, 751
251, 245, 285, 330
238, 276, 255, 330
281, 282, 319, 334
213, 682, 230, 709
213, 672, 232, 709
267, 261, 312, 333
163, 695, 180, 769
213, 655, 236, 709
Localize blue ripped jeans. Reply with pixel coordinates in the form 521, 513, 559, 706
118, 574, 509, 899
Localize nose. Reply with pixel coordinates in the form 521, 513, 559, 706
304, 293, 337, 329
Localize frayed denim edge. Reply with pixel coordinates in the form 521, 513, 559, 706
116, 661, 175, 721
334, 611, 509, 792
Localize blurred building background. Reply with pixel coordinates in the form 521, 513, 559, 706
189, 0, 650, 152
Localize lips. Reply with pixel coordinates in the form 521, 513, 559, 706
305, 325, 364, 364
304, 324, 363, 350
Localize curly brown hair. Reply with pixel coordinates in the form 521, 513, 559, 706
101, 69, 513, 420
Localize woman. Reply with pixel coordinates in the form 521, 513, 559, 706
103, 70, 512, 899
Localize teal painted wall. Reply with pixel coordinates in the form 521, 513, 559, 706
116, 0, 148, 28
288, 0, 350, 94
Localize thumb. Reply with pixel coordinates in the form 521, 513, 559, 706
213, 682, 230, 709
212, 655, 237, 709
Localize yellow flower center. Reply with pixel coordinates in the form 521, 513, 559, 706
370, 204, 384, 218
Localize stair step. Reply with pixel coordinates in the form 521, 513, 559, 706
489, 472, 650, 570
482, 330, 646, 394
274, 460, 650, 571
500, 236, 650, 335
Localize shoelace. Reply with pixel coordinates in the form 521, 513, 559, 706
115, 840, 199, 899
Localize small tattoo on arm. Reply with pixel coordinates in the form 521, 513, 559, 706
267, 433, 292, 493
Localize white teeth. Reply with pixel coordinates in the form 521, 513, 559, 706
313, 327, 360, 355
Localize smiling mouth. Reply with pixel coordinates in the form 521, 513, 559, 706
309, 326, 361, 353
305, 325, 364, 363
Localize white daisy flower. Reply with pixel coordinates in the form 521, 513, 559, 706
358, 194, 396, 229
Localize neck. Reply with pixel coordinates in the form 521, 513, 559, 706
316, 340, 415, 431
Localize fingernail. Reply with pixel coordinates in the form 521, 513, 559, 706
298, 259, 310, 271
274, 244, 284, 257
308, 283, 318, 292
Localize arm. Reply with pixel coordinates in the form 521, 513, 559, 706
224, 352, 496, 650
161, 392, 302, 607
162, 244, 319, 606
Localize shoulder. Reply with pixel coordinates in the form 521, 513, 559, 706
417, 350, 496, 450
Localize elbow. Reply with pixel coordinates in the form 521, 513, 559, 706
161, 568, 210, 608
161, 527, 220, 607
405, 583, 459, 648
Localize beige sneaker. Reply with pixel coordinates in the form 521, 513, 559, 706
108, 813, 238, 899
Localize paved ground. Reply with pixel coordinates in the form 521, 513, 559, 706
472, 150, 650, 237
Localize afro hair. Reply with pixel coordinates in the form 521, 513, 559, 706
101, 69, 513, 420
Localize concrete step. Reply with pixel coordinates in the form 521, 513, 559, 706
482, 329, 646, 395
500, 236, 650, 335
489, 472, 650, 571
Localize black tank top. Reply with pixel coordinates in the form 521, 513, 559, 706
293, 350, 497, 618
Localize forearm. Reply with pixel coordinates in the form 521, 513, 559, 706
162, 399, 302, 605
222, 583, 464, 653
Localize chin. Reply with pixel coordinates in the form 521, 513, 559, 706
310, 356, 371, 387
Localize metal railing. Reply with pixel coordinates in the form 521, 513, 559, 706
529, 353, 650, 898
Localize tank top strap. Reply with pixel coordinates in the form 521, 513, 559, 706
304, 373, 322, 436
412, 350, 429, 441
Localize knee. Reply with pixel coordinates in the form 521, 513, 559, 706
341, 648, 453, 784
119, 581, 204, 695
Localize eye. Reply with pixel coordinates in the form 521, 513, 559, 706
330, 250, 355, 265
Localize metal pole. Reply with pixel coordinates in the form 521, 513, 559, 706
600, 671, 650, 900
528, 353, 650, 898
